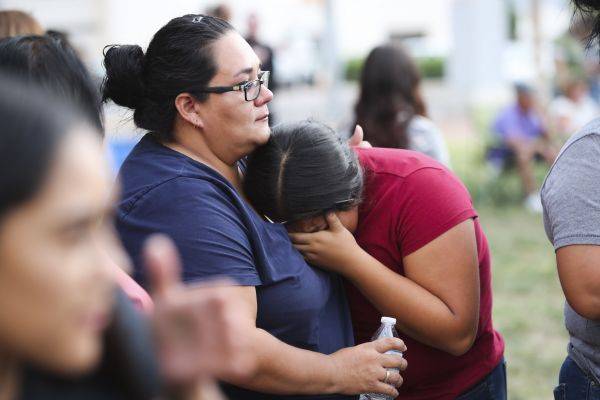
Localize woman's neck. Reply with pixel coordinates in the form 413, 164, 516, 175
165, 126, 243, 192
0, 355, 19, 400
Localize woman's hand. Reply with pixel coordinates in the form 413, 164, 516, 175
143, 235, 256, 388
330, 337, 407, 397
289, 213, 363, 273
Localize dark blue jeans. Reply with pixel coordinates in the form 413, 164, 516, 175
553, 356, 600, 400
455, 359, 507, 400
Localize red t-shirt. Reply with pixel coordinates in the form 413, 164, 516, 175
350, 147, 504, 400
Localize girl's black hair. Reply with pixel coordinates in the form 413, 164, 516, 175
102, 14, 233, 141
0, 75, 82, 219
354, 44, 426, 149
0, 34, 104, 133
244, 120, 363, 224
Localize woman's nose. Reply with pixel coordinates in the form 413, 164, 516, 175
254, 86, 273, 106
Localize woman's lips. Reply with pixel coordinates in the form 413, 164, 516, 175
256, 114, 269, 122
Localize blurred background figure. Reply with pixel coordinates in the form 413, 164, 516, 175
491, 83, 555, 212
245, 12, 278, 125
206, 3, 232, 23
553, 12, 600, 102
547, 77, 599, 143
0, 10, 43, 39
354, 44, 451, 167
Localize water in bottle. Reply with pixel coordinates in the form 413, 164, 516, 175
359, 316, 403, 400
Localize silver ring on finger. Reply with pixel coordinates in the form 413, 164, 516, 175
383, 369, 391, 384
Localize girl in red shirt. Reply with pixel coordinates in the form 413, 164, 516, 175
244, 120, 505, 400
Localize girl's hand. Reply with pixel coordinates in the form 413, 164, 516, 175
289, 213, 363, 273
348, 124, 372, 148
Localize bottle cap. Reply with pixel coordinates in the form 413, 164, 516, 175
381, 316, 396, 325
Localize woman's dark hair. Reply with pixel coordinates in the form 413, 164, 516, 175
572, 0, 600, 49
244, 120, 363, 223
102, 14, 233, 141
0, 34, 103, 132
0, 75, 83, 219
354, 44, 427, 149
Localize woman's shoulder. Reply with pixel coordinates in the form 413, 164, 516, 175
118, 135, 242, 216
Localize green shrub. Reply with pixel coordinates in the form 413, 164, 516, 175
343, 56, 446, 81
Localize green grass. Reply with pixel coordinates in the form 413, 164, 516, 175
449, 132, 568, 399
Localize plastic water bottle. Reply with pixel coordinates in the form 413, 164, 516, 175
359, 316, 403, 400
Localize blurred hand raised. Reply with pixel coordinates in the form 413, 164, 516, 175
143, 234, 256, 387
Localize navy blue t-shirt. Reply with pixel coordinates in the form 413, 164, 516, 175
116, 135, 355, 400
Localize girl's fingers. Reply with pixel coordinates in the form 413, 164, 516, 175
288, 232, 313, 244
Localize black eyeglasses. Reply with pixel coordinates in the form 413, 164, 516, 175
194, 71, 270, 101
265, 198, 357, 225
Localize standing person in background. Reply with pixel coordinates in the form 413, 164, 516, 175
354, 44, 451, 167
245, 13, 278, 125
0, 10, 43, 39
104, 14, 406, 400
206, 3, 232, 23
542, 1, 600, 399
492, 83, 556, 213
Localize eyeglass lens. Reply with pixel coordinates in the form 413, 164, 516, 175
245, 72, 269, 101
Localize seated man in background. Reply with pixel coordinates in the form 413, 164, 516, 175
492, 83, 556, 212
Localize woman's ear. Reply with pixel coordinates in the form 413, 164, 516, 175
174, 93, 204, 129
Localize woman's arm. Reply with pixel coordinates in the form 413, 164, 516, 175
144, 234, 406, 398
291, 214, 480, 356
229, 285, 406, 396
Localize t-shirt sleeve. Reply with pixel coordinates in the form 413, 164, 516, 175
121, 177, 261, 286
395, 167, 477, 257
542, 134, 600, 250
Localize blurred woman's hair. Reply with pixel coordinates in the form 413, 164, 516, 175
572, 0, 600, 48
244, 120, 363, 224
354, 44, 426, 149
0, 10, 44, 39
102, 14, 233, 142
0, 34, 103, 132
0, 75, 81, 219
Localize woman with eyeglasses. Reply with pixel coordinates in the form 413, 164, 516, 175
243, 120, 506, 400
104, 14, 406, 400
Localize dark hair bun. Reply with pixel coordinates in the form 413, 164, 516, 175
102, 45, 145, 109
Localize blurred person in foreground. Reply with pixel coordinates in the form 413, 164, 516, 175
354, 44, 451, 167
492, 83, 556, 212
0, 10, 43, 39
244, 120, 506, 400
0, 78, 254, 400
541, 1, 600, 398
0, 33, 152, 312
103, 14, 406, 399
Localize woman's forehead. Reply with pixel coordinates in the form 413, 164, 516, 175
212, 31, 260, 78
